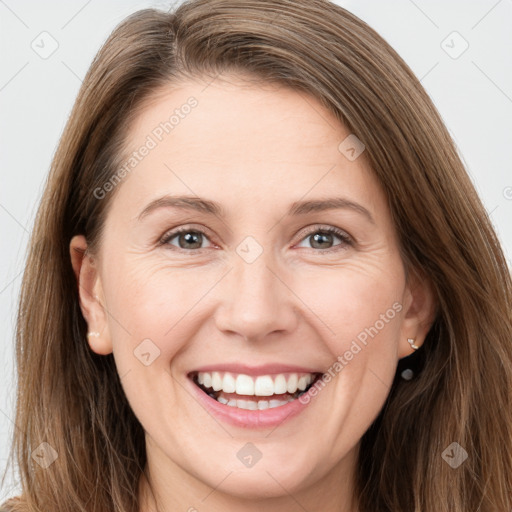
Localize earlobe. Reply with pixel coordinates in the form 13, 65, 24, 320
398, 268, 437, 358
69, 235, 113, 355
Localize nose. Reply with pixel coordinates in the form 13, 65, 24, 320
213, 249, 299, 343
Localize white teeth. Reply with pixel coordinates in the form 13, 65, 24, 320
239, 400, 258, 410
219, 397, 295, 410
286, 373, 298, 393
212, 371, 223, 391
254, 375, 274, 396
195, 371, 317, 397
236, 374, 255, 395
258, 400, 269, 410
269, 398, 290, 408
297, 375, 308, 391
222, 373, 236, 393
202, 372, 212, 388
274, 374, 287, 394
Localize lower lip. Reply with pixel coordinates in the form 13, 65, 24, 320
188, 377, 314, 429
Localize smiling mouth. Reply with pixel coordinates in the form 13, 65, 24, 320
190, 371, 322, 410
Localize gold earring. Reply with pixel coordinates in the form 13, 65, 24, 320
407, 338, 419, 350
87, 332, 100, 338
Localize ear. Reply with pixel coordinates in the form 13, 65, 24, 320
70, 235, 112, 355
398, 267, 437, 358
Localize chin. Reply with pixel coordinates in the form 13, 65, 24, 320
215, 471, 306, 500
200, 457, 319, 500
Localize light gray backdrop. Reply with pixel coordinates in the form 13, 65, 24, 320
1, 0, 511, 501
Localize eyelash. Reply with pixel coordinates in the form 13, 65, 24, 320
158, 225, 353, 254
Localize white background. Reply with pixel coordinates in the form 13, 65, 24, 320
1, 0, 511, 501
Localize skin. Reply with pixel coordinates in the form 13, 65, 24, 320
70, 73, 435, 512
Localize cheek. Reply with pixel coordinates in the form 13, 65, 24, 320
98, 259, 207, 428
294, 256, 405, 354
294, 255, 405, 414
101, 255, 216, 365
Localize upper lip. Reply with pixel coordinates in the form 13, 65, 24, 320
188, 363, 323, 377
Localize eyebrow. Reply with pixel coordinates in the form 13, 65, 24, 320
137, 195, 375, 224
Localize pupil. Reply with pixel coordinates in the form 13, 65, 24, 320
311, 232, 332, 249
180, 232, 202, 249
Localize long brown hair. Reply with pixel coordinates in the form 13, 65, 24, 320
2, 1, 511, 510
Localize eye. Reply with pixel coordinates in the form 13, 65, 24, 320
160, 226, 214, 252
295, 226, 353, 252
159, 225, 353, 253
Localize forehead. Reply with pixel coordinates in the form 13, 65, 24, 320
127, 75, 343, 153
113, 75, 386, 220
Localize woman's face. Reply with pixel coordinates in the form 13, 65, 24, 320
73, 74, 432, 508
